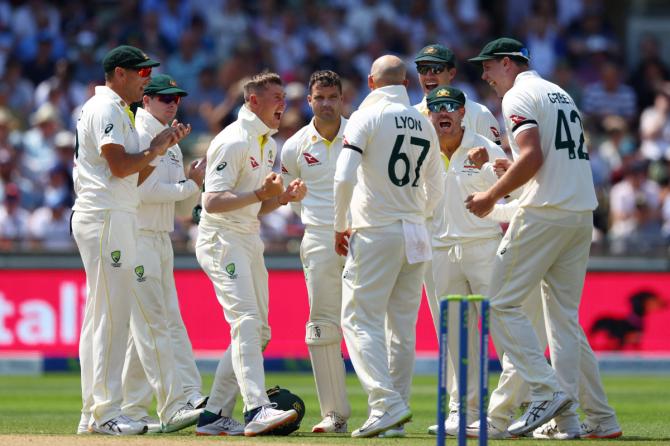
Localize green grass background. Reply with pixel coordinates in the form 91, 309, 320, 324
0, 372, 669, 444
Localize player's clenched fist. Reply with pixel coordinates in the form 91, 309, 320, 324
465, 191, 495, 218
334, 229, 351, 256
467, 146, 489, 169
280, 178, 307, 204
493, 157, 511, 178
254, 172, 284, 201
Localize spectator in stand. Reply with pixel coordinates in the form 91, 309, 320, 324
27, 193, 73, 251
0, 182, 29, 250
597, 115, 636, 175
609, 160, 662, 252
182, 66, 225, 135
20, 32, 56, 86
34, 59, 87, 128
582, 60, 637, 125
524, 0, 566, 79
21, 102, 60, 182
629, 34, 670, 112
1, 58, 34, 122
165, 30, 208, 93
639, 83, 670, 162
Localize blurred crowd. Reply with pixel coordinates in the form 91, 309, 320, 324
0, 0, 669, 256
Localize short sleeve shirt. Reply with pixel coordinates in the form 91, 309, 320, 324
280, 117, 346, 226
502, 71, 597, 211
72, 86, 140, 213
200, 105, 277, 234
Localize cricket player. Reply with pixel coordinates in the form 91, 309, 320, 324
461, 149, 621, 439
73, 45, 196, 435
421, 86, 507, 436
195, 72, 306, 437
465, 37, 600, 436
413, 44, 501, 437
334, 55, 444, 438
280, 70, 351, 433
414, 44, 501, 144
120, 74, 208, 433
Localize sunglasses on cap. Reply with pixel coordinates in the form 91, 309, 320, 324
427, 102, 462, 113
416, 63, 447, 75
136, 67, 152, 78
156, 94, 181, 105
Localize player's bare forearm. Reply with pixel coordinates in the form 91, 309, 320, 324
202, 190, 259, 213
137, 165, 156, 186
102, 144, 162, 178
487, 129, 543, 201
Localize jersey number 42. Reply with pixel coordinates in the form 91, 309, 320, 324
555, 109, 589, 160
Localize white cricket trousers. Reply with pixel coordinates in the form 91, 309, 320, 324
122, 230, 203, 420
196, 226, 269, 413
341, 222, 425, 415
488, 280, 618, 428
488, 207, 592, 402
73, 210, 137, 424
428, 237, 500, 420
301, 225, 350, 419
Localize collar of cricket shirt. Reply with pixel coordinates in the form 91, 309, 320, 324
513, 70, 540, 87
95, 85, 128, 108
135, 106, 166, 135
238, 104, 278, 138
307, 116, 347, 146
358, 85, 410, 110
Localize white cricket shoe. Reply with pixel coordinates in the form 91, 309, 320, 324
161, 404, 203, 433
312, 411, 348, 433
580, 418, 623, 439
533, 419, 579, 439
351, 406, 412, 438
76, 413, 92, 434
427, 410, 459, 436
466, 419, 514, 439
195, 411, 244, 436
378, 425, 406, 438
91, 415, 148, 435
135, 416, 161, 434
508, 392, 572, 436
244, 404, 298, 436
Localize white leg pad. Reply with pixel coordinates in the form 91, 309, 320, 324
306, 320, 351, 419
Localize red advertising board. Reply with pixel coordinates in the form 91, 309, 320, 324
0, 269, 668, 357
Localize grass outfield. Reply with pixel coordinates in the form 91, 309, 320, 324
0, 372, 669, 445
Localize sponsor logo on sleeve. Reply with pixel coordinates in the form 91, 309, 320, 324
490, 127, 500, 139
104, 123, 114, 134
509, 114, 527, 125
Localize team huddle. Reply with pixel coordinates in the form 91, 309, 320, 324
72, 38, 622, 439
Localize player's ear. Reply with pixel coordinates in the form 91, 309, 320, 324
367, 75, 375, 91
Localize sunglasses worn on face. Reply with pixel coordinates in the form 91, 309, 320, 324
136, 67, 152, 78
156, 94, 181, 105
417, 64, 447, 75
427, 102, 462, 113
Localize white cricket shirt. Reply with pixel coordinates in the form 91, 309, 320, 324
415, 95, 502, 145
135, 107, 199, 232
281, 116, 346, 227
200, 105, 277, 234
72, 86, 140, 213
334, 85, 444, 231
432, 126, 507, 248
503, 70, 597, 211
